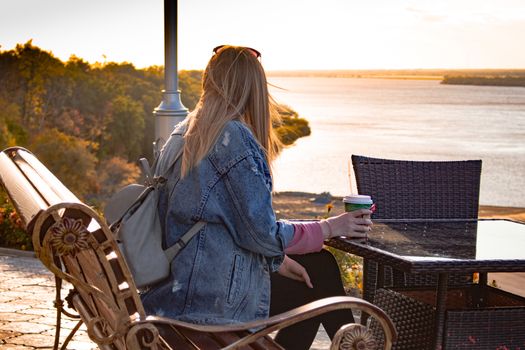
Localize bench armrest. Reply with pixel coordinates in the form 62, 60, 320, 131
143, 296, 397, 349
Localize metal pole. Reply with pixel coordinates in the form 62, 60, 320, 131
153, 0, 188, 153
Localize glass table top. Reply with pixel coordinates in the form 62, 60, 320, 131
342, 219, 525, 262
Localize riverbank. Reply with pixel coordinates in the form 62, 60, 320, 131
273, 191, 525, 221
441, 75, 525, 87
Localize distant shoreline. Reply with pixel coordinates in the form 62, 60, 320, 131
441, 75, 525, 87
267, 69, 525, 86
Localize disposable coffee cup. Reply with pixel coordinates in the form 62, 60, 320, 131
343, 195, 374, 218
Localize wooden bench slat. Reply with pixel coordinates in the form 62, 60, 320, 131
62, 254, 98, 315
155, 324, 195, 349
0, 152, 47, 228
13, 156, 64, 206
15, 148, 79, 203
76, 249, 122, 329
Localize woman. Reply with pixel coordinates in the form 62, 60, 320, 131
141, 45, 372, 348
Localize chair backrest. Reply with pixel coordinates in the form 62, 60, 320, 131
351, 155, 482, 220
0, 147, 146, 349
352, 155, 482, 301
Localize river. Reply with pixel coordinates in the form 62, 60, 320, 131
268, 77, 525, 207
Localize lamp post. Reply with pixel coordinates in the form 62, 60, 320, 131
153, 0, 187, 153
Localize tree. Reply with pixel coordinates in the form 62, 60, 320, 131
13, 41, 70, 134
102, 95, 145, 161
179, 70, 203, 110
0, 98, 25, 149
96, 156, 140, 203
30, 129, 98, 198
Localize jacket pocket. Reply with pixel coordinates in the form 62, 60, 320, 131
227, 254, 244, 305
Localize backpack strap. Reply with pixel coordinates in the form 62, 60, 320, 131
164, 220, 207, 261
138, 158, 154, 185
160, 148, 208, 263
155, 121, 208, 262
163, 147, 183, 179
154, 122, 188, 179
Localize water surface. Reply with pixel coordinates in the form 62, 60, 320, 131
268, 77, 525, 207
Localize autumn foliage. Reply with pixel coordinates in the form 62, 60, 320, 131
0, 41, 311, 249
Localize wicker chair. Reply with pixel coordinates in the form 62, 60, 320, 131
351, 155, 482, 303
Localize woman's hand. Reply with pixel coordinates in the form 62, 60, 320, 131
277, 255, 313, 288
320, 209, 373, 239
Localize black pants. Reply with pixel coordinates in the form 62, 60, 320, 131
270, 249, 355, 350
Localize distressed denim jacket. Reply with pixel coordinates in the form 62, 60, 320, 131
141, 120, 295, 325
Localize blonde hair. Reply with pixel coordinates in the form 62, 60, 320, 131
181, 45, 282, 177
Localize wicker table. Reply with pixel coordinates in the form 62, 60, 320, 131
327, 218, 525, 350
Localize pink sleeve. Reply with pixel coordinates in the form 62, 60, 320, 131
285, 222, 324, 255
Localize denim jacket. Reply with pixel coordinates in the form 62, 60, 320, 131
141, 120, 295, 325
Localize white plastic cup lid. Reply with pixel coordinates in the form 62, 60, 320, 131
343, 195, 373, 205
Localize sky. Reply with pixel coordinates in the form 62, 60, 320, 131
1, 0, 525, 71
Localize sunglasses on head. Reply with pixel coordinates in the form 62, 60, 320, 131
213, 45, 261, 59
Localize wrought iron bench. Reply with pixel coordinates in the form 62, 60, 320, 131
0, 146, 397, 350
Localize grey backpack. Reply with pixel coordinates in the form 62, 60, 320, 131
105, 122, 206, 289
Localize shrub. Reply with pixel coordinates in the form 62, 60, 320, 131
0, 191, 32, 250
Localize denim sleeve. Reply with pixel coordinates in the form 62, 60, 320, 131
222, 154, 295, 271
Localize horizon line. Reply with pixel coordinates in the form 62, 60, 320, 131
265, 68, 525, 73
2, 44, 525, 72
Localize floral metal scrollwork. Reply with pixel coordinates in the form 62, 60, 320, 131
86, 316, 126, 345
126, 323, 163, 349
331, 323, 377, 350
50, 217, 89, 256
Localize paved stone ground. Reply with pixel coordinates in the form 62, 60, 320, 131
0, 248, 331, 350
3, 247, 524, 350
0, 249, 97, 350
